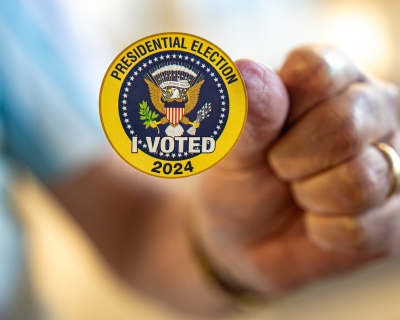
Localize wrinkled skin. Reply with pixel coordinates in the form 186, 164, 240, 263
198, 45, 400, 294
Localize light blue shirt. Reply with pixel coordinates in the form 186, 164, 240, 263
0, 1, 106, 317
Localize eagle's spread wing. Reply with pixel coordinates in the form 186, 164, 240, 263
145, 79, 165, 114
184, 80, 204, 114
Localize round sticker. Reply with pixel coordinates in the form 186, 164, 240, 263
99, 32, 247, 178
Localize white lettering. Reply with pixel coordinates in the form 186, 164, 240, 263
202, 137, 215, 153
175, 137, 188, 152
146, 136, 160, 152
131, 136, 138, 153
139, 136, 216, 154
189, 137, 201, 153
160, 137, 174, 153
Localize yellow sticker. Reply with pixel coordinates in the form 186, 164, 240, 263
99, 32, 247, 178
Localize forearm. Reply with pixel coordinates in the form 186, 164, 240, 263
48, 153, 234, 314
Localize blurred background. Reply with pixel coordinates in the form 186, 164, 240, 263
14, 0, 400, 319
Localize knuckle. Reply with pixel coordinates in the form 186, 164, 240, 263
307, 214, 368, 253
339, 159, 381, 211
386, 82, 400, 116
323, 85, 375, 161
318, 101, 362, 162
337, 217, 367, 251
388, 82, 400, 102
331, 116, 360, 159
374, 79, 400, 107
282, 46, 332, 92
281, 45, 357, 97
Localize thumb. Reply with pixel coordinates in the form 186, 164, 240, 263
220, 59, 289, 170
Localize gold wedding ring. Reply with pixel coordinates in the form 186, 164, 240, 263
375, 142, 400, 198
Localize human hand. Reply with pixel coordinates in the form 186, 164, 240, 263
196, 46, 400, 295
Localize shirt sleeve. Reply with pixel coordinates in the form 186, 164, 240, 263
0, 0, 108, 180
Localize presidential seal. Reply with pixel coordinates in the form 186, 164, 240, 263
99, 32, 247, 178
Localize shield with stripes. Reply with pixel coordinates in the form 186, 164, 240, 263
165, 107, 185, 125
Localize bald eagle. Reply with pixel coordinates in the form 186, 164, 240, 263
145, 79, 204, 137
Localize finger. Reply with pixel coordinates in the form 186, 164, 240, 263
199, 59, 291, 241
278, 45, 364, 126
305, 194, 400, 254
292, 145, 392, 214
304, 135, 400, 253
218, 58, 289, 170
269, 81, 399, 181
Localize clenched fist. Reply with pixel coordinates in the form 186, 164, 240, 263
197, 45, 400, 295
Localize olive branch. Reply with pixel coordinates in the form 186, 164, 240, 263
139, 100, 159, 134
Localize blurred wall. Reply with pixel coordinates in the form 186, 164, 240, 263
61, 0, 400, 85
